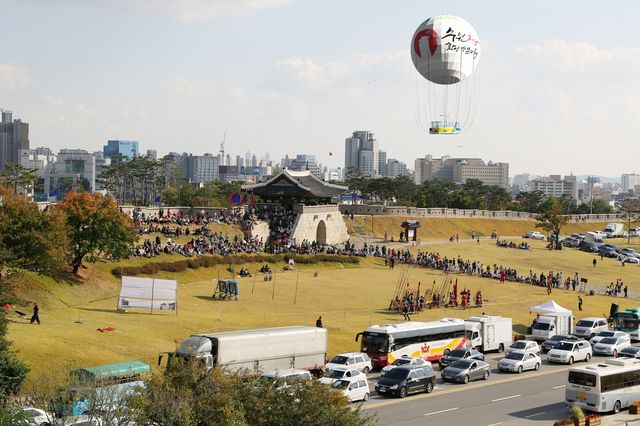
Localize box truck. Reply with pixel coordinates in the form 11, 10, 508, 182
604, 223, 625, 238
465, 315, 513, 352
532, 312, 575, 342
160, 326, 327, 374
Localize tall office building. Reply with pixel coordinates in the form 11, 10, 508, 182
385, 159, 408, 178
528, 175, 579, 199
344, 130, 379, 177
164, 152, 219, 184
51, 149, 98, 196
0, 109, 29, 170
414, 155, 509, 188
103, 140, 139, 161
378, 150, 387, 176
621, 173, 640, 193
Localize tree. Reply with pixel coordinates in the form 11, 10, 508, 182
535, 199, 569, 249
57, 192, 137, 274
0, 164, 38, 195
620, 198, 640, 243
132, 362, 372, 426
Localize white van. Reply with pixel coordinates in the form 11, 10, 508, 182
584, 232, 605, 245
574, 317, 608, 339
331, 377, 370, 402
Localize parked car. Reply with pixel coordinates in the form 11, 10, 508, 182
20, 407, 54, 426
506, 340, 540, 356
618, 346, 640, 359
574, 317, 608, 339
589, 330, 628, 346
619, 248, 640, 259
592, 336, 631, 356
441, 359, 491, 384
319, 368, 366, 385
438, 348, 484, 368
599, 246, 619, 258
375, 365, 436, 398
562, 237, 580, 248
620, 255, 640, 264
325, 353, 372, 374
380, 356, 428, 376
541, 335, 579, 354
497, 350, 541, 374
578, 241, 599, 253
332, 377, 370, 402
547, 340, 592, 364
525, 231, 545, 240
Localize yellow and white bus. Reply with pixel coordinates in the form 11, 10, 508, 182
566, 358, 640, 414
356, 319, 468, 368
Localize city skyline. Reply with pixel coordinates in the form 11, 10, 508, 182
1, 1, 639, 176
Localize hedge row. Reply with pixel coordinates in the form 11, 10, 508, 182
112, 253, 360, 277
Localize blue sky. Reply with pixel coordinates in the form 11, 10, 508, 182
1, 0, 639, 176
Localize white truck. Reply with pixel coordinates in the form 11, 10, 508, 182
583, 231, 605, 245
532, 312, 575, 342
161, 326, 327, 375
604, 223, 625, 238
465, 315, 513, 353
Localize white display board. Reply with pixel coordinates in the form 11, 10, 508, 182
118, 276, 177, 312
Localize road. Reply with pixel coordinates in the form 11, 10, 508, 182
361, 352, 580, 425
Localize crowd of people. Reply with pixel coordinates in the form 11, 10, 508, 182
496, 239, 530, 250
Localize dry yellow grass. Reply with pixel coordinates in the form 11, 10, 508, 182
348, 215, 616, 241
7, 217, 640, 383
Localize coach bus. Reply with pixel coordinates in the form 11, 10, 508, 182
565, 358, 640, 414
355, 319, 468, 368
613, 307, 640, 341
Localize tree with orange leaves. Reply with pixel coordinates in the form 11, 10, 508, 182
57, 192, 136, 274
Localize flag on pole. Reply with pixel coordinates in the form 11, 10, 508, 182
241, 193, 248, 205
229, 192, 241, 204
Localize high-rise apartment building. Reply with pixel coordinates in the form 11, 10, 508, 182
0, 109, 29, 170
378, 151, 387, 176
287, 154, 322, 178
164, 152, 219, 184
414, 155, 509, 188
344, 130, 379, 177
621, 173, 640, 193
385, 159, 408, 178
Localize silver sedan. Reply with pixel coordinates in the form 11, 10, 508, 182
497, 350, 541, 374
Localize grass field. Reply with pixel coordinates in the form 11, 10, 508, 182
348, 215, 616, 241
7, 217, 640, 383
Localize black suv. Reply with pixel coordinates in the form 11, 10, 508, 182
375, 365, 436, 398
439, 348, 484, 368
541, 334, 579, 353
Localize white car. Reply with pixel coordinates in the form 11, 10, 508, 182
325, 352, 372, 375
380, 356, 428, 376
331, 377, 370, 402
497, 350, 541, 374
547, 340, 592, 364
319, 368, 366, 385
21, 407, 54, 425
589, 330, 628, 346
620, 255, 640, 264
574, 317, 609, 339
525, 231, 545, 240
506, 340, 540, 356
592, 336, 631, 356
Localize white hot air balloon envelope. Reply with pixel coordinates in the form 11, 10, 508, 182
410, 15, 481, 134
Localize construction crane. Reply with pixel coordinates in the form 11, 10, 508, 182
219, 130, 227, 166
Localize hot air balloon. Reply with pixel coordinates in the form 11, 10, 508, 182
410, 15, 481, 135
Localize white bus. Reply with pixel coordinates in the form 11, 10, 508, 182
566, 358, 640, 414
356, 319, 468, 368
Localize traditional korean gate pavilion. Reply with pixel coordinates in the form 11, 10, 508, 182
242, 170, 347, 205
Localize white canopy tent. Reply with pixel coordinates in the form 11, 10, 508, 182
530, 300, 572, 314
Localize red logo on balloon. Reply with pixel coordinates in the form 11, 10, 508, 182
414, 29, 438, 57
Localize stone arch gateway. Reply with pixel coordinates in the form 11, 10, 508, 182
316, 220, 327, 244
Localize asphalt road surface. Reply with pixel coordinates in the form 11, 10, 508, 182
360, 352, 589, 425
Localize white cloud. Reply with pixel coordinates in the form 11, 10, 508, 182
44, 0, 291, 21
171, 77, 196, 95
515, 39, 640, 72
44, 94, 64, 106
274, 51, 406, 89
0, 63, 31, 90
